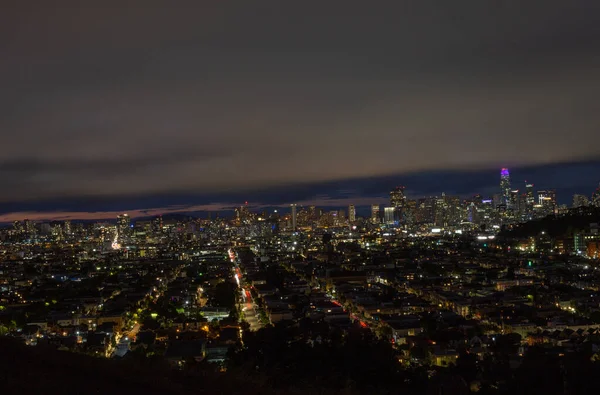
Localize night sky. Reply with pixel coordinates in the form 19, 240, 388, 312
2, 1, 600, 221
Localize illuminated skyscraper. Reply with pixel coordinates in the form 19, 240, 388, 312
152, 215, 163, 233
371, 204, 380, 224
593, 184, 600, 208
348, 205, 356, 222
290, 204, 297, 231
117, 214, 130, 235
572, 194, 589, 208
24, 219, 35, 235
500, 168, 511, 207
390, 186, 406, 208
509, 190, 520, 216
384, 207, 396, 224
538, 190, 557, 216
525, 182, 534, 218
416, 197, 435, 224
63, 220, 72, 235
13, 220, 23, 233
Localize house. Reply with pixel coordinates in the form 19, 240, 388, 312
432, 348, 459, 367
165, 340, 206, 367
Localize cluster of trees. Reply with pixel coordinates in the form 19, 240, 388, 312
225, 320, 600, 394
227, 321, 428, 393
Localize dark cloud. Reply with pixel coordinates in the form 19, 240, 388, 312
1, 1, 600, 206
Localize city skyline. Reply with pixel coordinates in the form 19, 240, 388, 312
2, 162, 599, 223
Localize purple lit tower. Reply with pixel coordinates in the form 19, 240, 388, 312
500, 168, 511, 206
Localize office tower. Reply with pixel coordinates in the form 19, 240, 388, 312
518, 193, 528, 220
572, 194, 589, 208
23, 219, 35, 235
290, 204, 297, 231
152, 215, 163, 233
416, 197, 435, 224
13, 220, 23, 233
390, 186, 406, 208
117, 214, 130, 234
404, 199, 417, 226
525, 182, 534, 218
63, 220, 72, 235
348, 205, 356, 222
593, 184, 600, 208
434, 194, 448, 227
467, 201, 477, 223
384, 207, 396, 224
492, 193, 503, 209
509, 190, 520, 216
371, 204, 380, 224
480, 199, 494, 227
500, 168, 511, 207
538, 190, 557, 216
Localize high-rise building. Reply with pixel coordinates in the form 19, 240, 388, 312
593, 184, 600, 208
117, 214, 130, 233
404, 199, 417, 226
152, 215, 163, 233
525, 182, 535, 219
63, 220, 72, 235
538, 190, 557, 216
290, 204, 297, 231
384, 207, 396, 224
509, 190, 520, 217
518, 193, 528, 220
307, 206, 317, 221
348, 205, 356, 222
573, 194, 590, 208
390, 186, 406, 208
500, 168, 511, 207
371, 204, 380, 224
492, 193, 503, 209
24, 219, 35, 235
434, 194, 448, 227
416, 197, 435, 224
13, 220, 23, 233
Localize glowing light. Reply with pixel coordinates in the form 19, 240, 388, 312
111, 232, 121, 250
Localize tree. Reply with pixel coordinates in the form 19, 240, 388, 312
455, 350, 478, 383
375, 324, 393, 341
590, 311, 600, 324
214, 281, 236, 310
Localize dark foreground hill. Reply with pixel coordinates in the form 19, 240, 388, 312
0, 337, 264, 395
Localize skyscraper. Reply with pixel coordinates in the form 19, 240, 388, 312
525, 182, 534, 218
384, 207, 396, 224
63, 220, 72, 236
348, 205, 356, 222
509, 189, 520, 217
593, 184, 600, 208
152, 215, 163, 233
390, 186, 406, 207
371, 204, 380, 224
572, 194, 589, 208
538, 190, 557, 216
500, 168, 511, 207
117, 214, 130, 235
290, 204, 297, 231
